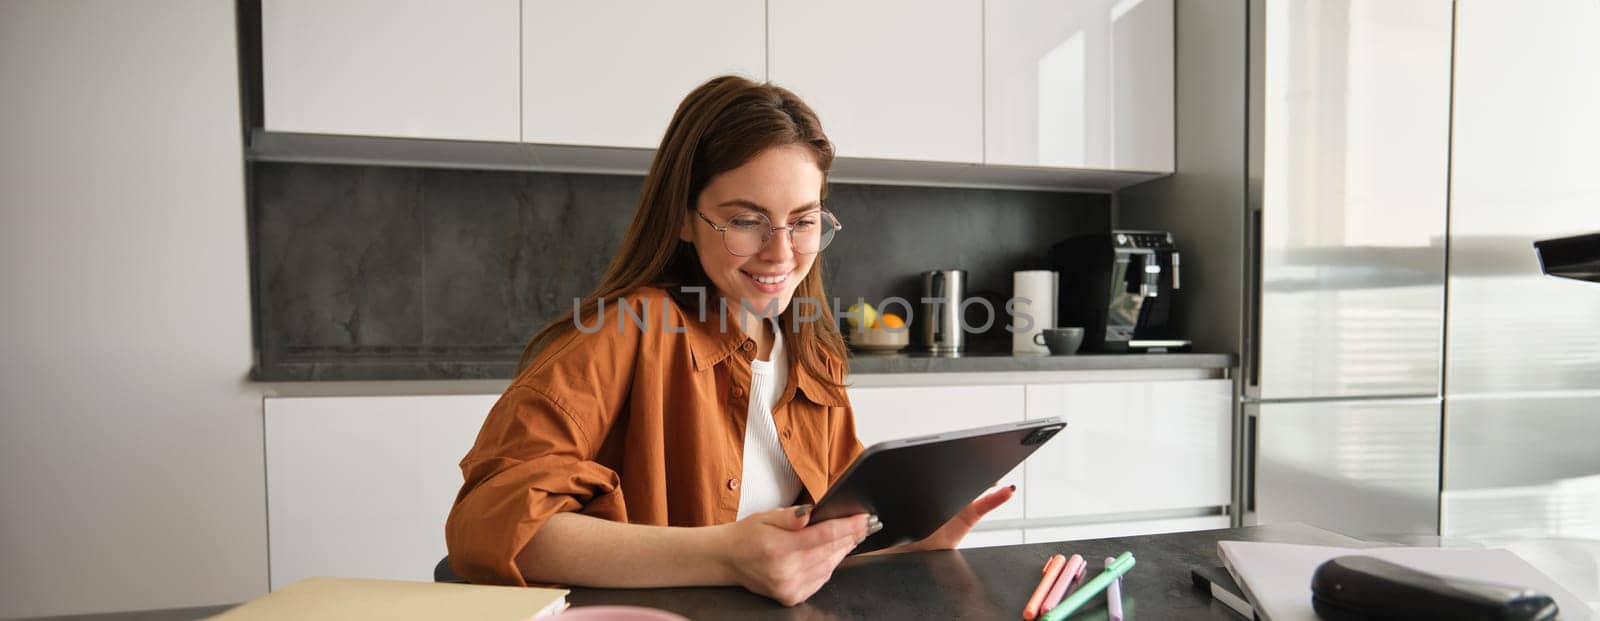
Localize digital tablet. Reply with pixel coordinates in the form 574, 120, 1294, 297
807, 417, 1066, 554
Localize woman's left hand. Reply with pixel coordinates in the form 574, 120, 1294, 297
900, 484, 1016, 553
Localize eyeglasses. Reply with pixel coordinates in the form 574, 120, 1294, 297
693, 209, 842, 257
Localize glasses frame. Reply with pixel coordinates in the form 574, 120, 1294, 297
692, 208, 842, 257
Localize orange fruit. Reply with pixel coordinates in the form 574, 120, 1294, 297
877, 313, 905, 329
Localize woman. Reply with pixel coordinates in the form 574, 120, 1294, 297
445, 75, 1013, 607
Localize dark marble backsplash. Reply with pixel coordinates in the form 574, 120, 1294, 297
251, 163, 1109, 380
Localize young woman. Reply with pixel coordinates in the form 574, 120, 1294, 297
445, 75, 1013, 607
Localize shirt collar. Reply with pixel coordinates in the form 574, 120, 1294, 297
683, 300, 753, 372
792, 360, 849, 406
678, 298, 850, 406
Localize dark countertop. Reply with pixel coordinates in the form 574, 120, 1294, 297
253, 351, 1237, 382
567, 523, 1363, 620
52, 524, 1359, 621
847, 351, 1236, 374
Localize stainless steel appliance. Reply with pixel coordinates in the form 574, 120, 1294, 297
1439, 0, 1600, 545
918, 269, 965, 354
1119, 0, 1600, 546
1051, 230, 1190, 352
1242, 0, 1453, 540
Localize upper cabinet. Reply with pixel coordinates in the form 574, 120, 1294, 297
521, 1, 764, 149
262, 0, 520, 142
985, 0, 1174, 172
768, 0, 984, 164
255, 0, 1176, 187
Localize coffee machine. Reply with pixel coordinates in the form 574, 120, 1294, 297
1050, 230, 1191, 353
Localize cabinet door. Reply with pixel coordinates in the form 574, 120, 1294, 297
1255, 0, 1451, 401
521, 1, 764, 148
1443, 0, 1600, 543
848, 384, 1025, 521
264, 395, 496, 589
1254, 399, 1440, 539
768, 0, 983, 163
1024, 380, 1230, 520
985, 0, 1173, 171
961, 528, 1024, 549
1024, 515, 1230, 544
262, 0, 519, 141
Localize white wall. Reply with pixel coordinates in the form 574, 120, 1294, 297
0, 1, 267, 617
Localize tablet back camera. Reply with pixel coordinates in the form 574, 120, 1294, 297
1022, 425, 1064, 446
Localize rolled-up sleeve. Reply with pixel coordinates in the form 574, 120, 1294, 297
445, 384, 627, 585
447, 295, 652, 584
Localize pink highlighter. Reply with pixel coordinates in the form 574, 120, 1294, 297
1041, 554, 1086, 612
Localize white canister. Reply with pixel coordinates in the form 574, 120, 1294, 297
1012, 270, 1058, 354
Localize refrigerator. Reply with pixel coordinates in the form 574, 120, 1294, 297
1242, 0, 1455, 539
1439, 0, 1600, 544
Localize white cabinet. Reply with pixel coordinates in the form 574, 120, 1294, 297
262, 0, 520, 142
520, 1, 764, 148
961, 528, 1025, 549
848, 384, 1026, 521
1024, 515, 1231, 544
984, 0, 1174, 171
1024, 380, 1231, 520
264, 394, 496, 589
847, 379, 1232, 542
768, 0, 984, 163
257, 0, 1177, 183
261, 377, 1227, 582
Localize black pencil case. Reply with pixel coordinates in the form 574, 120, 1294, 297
1310, 555, 1557, 621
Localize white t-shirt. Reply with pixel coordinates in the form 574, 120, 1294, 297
735, 319, 803, 520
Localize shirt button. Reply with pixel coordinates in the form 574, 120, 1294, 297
732, 386, 746, 399
740, 341, 755, 352
727, 478, 740, 490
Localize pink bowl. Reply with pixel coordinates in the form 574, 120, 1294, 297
556, 605, 690, 621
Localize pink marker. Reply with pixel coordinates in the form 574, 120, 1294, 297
1041, 554, 1086, 613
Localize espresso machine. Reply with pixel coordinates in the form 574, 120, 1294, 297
1050, 230, 1191, 353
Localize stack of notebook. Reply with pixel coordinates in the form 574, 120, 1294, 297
208, 577, 570, 620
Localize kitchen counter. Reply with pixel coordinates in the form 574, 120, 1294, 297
840, 350, 1235, 388
847, 351, 1235, 375
252, 352, 1235, 390
254, 351, 1236, 386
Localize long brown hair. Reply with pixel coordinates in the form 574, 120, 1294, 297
517, 75, 847, 387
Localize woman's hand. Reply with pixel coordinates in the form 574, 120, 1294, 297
902, 484, 1016, 553
713, 505, 875, 607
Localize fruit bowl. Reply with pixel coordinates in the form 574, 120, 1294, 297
847, 325, 910, 353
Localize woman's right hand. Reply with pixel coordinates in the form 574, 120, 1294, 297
713, 505, 877, 607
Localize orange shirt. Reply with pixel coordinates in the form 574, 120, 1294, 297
445, 286, 864, 585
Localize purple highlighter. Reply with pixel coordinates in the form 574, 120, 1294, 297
1105, 557, 1124, 621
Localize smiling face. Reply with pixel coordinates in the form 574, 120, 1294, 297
680, 144, 826, 329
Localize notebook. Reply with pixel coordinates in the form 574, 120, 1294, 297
1192, 565, 1255, 619
1217, 541, 1591, 621
207, 577, 569, 620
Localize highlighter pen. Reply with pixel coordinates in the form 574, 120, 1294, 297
1105, 557, 1123, 621
1041, 554, 1086, 613
1040, 552, 1136, 621
1022, 554, 1067, 620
